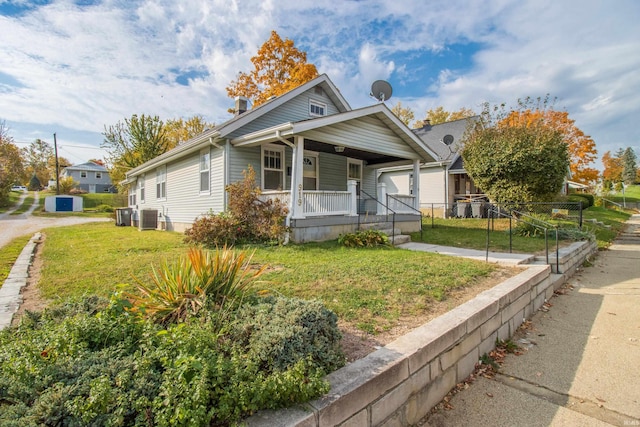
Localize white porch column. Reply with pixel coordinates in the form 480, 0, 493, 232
413, 159, 421, 210
377, 182, 387, 215
348, 179, 358, 216
290, 135, 305, 219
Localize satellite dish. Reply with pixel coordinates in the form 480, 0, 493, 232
370, 80, 392, 102
442, 135, 454, 145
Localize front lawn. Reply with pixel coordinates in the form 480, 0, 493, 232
36, 222, 496, 335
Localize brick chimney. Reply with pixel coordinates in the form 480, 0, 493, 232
234, 96, 249, 115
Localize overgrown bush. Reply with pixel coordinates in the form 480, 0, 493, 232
184, 166, 289, 246
513, 213, 552, 237
0, 292, 338, 426
94, 203, 114, 213
567, 194, 590, 209
338, 229, 390, 247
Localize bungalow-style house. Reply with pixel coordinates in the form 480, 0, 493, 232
61, 161, 116, 193
122, 74, 439, 242
378, 117, 485, 218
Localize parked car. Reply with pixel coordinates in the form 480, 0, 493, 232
11, 185, 27, 192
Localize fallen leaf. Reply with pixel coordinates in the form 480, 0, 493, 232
486, 392, 494, 398
607, 312, 617, 315
596, 397, 606, 403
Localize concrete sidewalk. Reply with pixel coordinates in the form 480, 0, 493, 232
424, 214, 640, 426
398, 241, 536, 266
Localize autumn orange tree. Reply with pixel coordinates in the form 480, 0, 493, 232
602, 149, 623, 183
500, 106, 598, 185
414, 106, 475, 128
226, 30, 318, 108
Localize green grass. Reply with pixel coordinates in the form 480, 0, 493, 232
34, 222, 496, 335
9, 193, 35, 215
605, 184, 640, 204
0, 191, 25, 213
413, 217, 557, 253
583, 206, 631, 248
0, 235, 31, 283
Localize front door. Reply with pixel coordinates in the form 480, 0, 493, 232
302, 153, 318, 190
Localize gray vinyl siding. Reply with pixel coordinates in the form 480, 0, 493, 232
226, 88, 341, 139
136, 147, 225, 225
362, 166, 376, 196
229, 146, 261, 185
318, 152, 347, 191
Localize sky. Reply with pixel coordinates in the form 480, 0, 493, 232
1, 0, 639, 169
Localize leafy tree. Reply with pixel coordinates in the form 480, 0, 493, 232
502, 108, 598, 185
391, 102, 415, 126
164, 115, 214, 148
461, 101, 569, 203
414, 106, 475, 127
226, 30, 319, 108
0, 121, 25, 206
21, 138, 53, 187
102, 114, 169, 189
622, 147, 638, 185
602, 149, 623, 184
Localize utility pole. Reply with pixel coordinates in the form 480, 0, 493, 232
54, 133, 60, 195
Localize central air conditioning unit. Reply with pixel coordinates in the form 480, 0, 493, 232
139, 209, 158, 230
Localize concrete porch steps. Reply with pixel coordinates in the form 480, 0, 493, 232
358, 221, 412, 245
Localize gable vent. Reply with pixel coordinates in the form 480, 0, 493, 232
314, 86, 324, 96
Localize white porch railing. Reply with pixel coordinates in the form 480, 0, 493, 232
387, 194, 417, 214
259, 190, 351, 217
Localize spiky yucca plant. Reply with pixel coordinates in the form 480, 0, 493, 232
127, 246, 265, 324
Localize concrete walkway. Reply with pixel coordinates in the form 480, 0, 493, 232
424, 214, 640, 426
398, 241, 536, 266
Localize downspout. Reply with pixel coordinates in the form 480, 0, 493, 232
444, 164, 449, 218
275, 130, 296, 245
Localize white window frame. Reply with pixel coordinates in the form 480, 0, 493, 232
138, 175, 145, 204
95, 171, 102, 179
128, 186, 136, 206
156, 165, 166, 200
80, 171, 87, 178
199, 149, 210, 194
309, 99, 327, 117
261, 144, 285, 190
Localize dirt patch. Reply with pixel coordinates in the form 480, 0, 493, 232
12, 234, 521, 362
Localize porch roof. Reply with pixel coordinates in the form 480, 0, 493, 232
230, 104, 439, 167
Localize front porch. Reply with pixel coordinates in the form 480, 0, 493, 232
259, 183, 422, 243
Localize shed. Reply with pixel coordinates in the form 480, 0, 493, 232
44, 195, 83, 212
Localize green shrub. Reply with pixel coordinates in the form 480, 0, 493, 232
567, 194, 590, 210
231, 296, 345, 373
338, 229, 390, 247
0, 294, 336, 426
94, 204, 114, 213
513, 213, 552, 237
580, 193, 595, 207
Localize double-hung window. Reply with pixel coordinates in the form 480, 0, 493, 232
156, 165, 166, 199
80, 171, 87, 178
200, 150, 210, 193
96, 172, 102, 179
262, 145, 284, 190
138, 176, 145, 204
128, 186, 136, 206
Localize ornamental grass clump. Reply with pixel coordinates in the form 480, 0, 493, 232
126, 246, 265, 324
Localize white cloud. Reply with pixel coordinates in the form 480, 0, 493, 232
0, 0, 638, 166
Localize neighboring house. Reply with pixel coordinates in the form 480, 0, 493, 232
379, 117, 484, 217
122, 74, 439, 242
61, 162, 116, 193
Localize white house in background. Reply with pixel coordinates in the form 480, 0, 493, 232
378, 116, 485, 218
61, 162, 116, 193
122, 74, 439, 242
